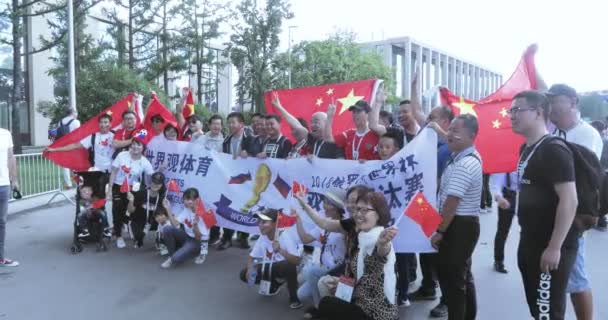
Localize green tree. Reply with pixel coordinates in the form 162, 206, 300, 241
271, 32, 395, 93
38, 63, 167, 123
226, 0, 293, 113
579, 94, 608, 121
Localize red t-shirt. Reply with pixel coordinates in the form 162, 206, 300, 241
114, 128, 137, 141
334, 129, 379, 160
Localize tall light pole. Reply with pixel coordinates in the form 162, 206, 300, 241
287, 25, 298, 89
67, 0, 77, 114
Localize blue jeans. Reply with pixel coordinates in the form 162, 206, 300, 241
161, 225, 200, 264
0, 186, 9, 260
297, 264, 331, 306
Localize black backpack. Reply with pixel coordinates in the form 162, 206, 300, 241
548, 137, 607, 231
55, 119, 74, 140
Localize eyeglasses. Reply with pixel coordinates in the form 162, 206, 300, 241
354, 207, 376, 214
506, 107, 537, 115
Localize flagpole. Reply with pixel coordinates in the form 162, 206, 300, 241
67, 0, 77, 115
287, 25, 298, 89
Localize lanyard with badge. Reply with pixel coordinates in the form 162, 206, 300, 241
335, 251, 355, 302
515, 135, 548, 216
351, 131, 368, 160
313, 140, 325, 157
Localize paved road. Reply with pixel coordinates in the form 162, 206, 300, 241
1, 203, 607, 320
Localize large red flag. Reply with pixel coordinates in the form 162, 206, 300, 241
265, 79, 380, 141
43, 94, 136, 171
142, 95, 178, 139
182, 89, 196, 120
440, 48, 537, 173
402, 192, 442, 238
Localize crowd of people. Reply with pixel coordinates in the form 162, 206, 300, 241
1, 62, 606, 320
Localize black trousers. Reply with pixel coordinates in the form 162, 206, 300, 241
239, 261, 299, 302
437, 216, 480, 320
111, 184, 129, 237
518, 240, 577, 320
222, 228, 249, 242
494, 190, 516, 263
395, 253, 417, 301
480, 174, 492, 209
317, 296, 371, 320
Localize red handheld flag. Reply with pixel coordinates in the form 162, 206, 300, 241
440, 47, 537, 173
91, 199, 107, 210
120, 177, 130, 193
402, 192, 442, 238
196, 198, 217, 229
167, 179, 180, 193
265, 79, 380, 142
292, 181, 309, 197
277, 211, 297, 229
182, 88, 196, 120
44, 94, 136, 171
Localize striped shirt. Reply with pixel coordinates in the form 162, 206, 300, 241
438, 146, 483, 216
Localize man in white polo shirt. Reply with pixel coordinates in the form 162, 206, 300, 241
430, 114, 483, 320
0, 128, 19, 267
548, 83, 602, 320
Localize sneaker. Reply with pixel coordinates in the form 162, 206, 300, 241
409, 287, 437, 301
77, 230, 90, 238
0, 258, 19, 267
217, 240, 232, 251
289, 300, 303, 309
267, 286, 281, 296
103, 229, 112, 238
494, 261, 508, 274
134, 240, 143, 249
116, 237, 126, 249
398, 299, 411, 308
195, 254, 207, 265
159, 244, 169, 256
430, 303, 448, 318
161, 258, 173, 269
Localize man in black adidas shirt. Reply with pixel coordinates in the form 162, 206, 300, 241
256, 114, 292, 159
510, 90, 579, 320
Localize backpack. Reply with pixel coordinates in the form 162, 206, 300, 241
88, 133, 96, 166
55, 119, 74, 140
547, 137, 607, 231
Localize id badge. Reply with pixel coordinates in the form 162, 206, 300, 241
335, 276, 355, 302
132, 182, 141, 192
352, 151, 359, 160
259, 280, 271, 295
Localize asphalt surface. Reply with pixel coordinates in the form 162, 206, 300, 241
1, 203, 607, 320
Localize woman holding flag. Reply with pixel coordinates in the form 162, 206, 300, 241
107, 133, 154, 249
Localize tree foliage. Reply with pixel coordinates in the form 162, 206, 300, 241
226, 0, 293, 113
271, 32, 395, 93
579, 94, 608, 121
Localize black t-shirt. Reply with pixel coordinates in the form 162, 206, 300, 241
300, 133, 345, 159
517, 138, 578, 249
386, 126, 417, 148
247, 136, 265, 156
133, 190, 161, 218
263, 136, 293, 159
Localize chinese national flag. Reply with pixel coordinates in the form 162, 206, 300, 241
182, 88, 196, 120
403, 192, 442, 238
265, 79, 381, 141
167, 179, 180, 193
277, 210, 297, 229
44, 94, 137, 171
143, 95, 178, 140
120, 177, 130, 193
196, 198, 217, 229
292, 180, 308, 197
440, 47, 537, 173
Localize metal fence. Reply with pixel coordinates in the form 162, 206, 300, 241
9, 152, 70, 203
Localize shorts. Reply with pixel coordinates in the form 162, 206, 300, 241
566, 237, 590, 293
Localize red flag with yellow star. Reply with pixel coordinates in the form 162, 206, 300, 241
402, 192, 442, 238
264, 79, 380, 141
440, 48, 537, 173
43, 94, 136, 171
182, 88, 196, 120
143, 95, 178, 139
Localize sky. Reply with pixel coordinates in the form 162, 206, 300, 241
274, 0, 606, 92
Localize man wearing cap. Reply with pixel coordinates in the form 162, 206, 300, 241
239, 208, 303, 309
324, 100, 380, 160
548, 83, 601, 320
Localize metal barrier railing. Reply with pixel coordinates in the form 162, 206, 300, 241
9, 152, 73, 204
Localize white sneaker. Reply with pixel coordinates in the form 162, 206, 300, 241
116, 237, 126, 249
159, 244, 169, 256
0, 258, 19, 267
161, 258, 173, 269
195, 254, 207, 265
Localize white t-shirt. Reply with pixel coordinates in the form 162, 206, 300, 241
62, 115, 81, 132
80, 132, 114, 172
250, 232, 301, 263
308, 227, 346, 269
111, 151, 154, 186
176, 207, 209, 239
559, 121, 603, 159
0, 129, 13, 186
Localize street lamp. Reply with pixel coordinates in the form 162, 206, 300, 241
67, 0, 76, 114
288, 25, 298, 89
